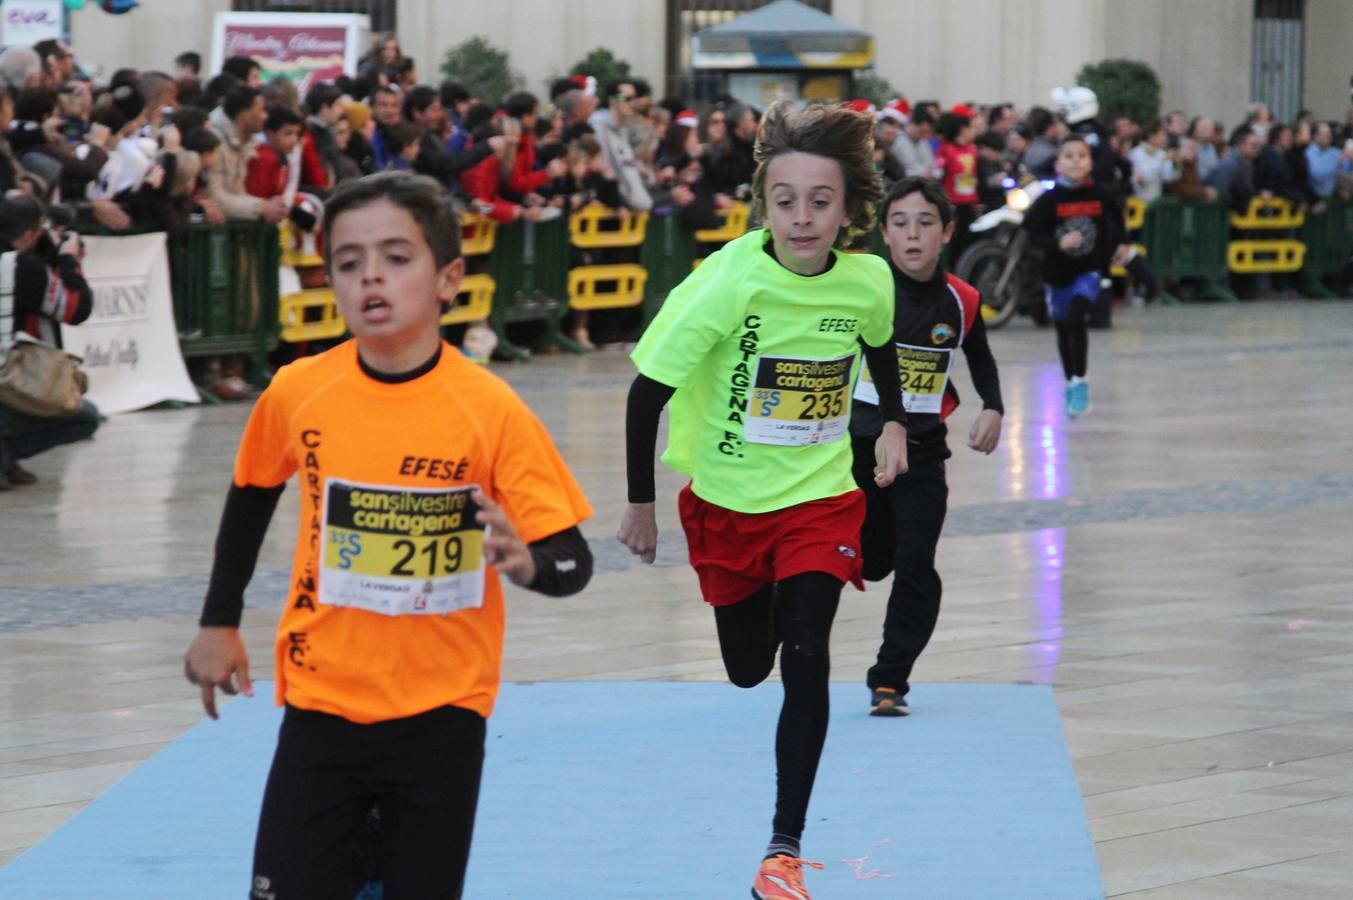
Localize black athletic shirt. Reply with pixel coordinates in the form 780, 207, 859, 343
851, 265, 1004, 464
1022, 179, 1125, 288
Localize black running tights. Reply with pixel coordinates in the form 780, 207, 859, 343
251, 704, 484, 899
714, 571, 842, 840
1053, 293, 1091, 379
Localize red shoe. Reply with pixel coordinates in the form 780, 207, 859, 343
206, 376, 258, 402
752, 854, 824, 900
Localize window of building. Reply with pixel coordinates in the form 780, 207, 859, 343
1251, 0, 1304, 122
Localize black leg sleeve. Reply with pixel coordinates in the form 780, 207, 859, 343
770, 571, 842, 840
713, 584, 777, 688
1068, 294, 1091, 377
1053, 321, 1076, 381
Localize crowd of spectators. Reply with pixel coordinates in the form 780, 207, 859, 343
862, 94, 1353, 302
4, 29, 1353, 482
868, 95, 1353, 218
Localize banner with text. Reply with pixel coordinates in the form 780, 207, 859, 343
0, 0, 63, 46
212, 13, 370, 97
61, 232, 199, 414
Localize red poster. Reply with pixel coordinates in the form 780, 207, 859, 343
222, 25, 349, 94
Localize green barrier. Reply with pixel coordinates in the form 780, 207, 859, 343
169, 221, 280, 377
1299, 198, 1352, 299
1141, 197, 1236, 303
639, 211, 698, 327
487, 218, 577, 361
74, 221, 280, 384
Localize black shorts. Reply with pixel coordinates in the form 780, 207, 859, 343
250, 703, 486, 900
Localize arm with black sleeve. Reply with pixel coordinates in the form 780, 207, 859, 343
861, 337, 910, 481
859, 338, 907, 429
617, 374, 677, 565
1020, 190, 1056, 252
198, 483, 286, 628
197, 486, 594, 627
625, 374, 676, 505
960, 306, 1005, 454
186, 482, 282, 718
525, 526, 592, 597
959, 310, 1004, 415
623, 341, 908, 490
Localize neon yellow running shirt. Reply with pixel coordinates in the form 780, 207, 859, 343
631, 229, 893, 514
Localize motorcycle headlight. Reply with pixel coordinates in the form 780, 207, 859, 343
1006, 188, 1032, 212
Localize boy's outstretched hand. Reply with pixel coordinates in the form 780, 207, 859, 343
184, 627, 253, 720
472, 488, 536, 587
874, 421, 908, 487
968, 409, 1003, 454
617, 502, 658, 564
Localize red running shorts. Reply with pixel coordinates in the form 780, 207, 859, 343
677, 484, 865, 606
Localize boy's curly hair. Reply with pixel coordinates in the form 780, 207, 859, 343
750, 101, 883, 248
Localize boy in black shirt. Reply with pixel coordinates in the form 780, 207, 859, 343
1021, 135, 1130, 417
850, 177, 1004, 716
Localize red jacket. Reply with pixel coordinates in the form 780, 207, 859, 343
508, 130, 550, 195
245, 144, 289, 199
299, 130, 330, 190
458, 147, 517, 224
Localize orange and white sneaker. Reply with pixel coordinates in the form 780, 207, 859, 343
752, 854, 825, 899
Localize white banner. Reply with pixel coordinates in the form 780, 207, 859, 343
0, 0, 63, 45
61, 232, 200, 414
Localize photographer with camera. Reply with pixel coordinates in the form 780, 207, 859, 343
0, 191, 99, 489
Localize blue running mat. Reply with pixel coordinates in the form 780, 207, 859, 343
0, 681, 1103, 899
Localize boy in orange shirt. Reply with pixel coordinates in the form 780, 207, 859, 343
183, 171, 593, 898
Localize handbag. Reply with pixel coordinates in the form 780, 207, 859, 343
0, 250, 88, 418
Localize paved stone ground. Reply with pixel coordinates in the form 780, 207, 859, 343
4, 300, 1353, 896
5, 470, 1353, 632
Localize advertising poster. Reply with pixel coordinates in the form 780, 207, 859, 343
212, 12, 370, 95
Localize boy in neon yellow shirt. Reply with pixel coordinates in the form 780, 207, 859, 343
619, 101, 908, 900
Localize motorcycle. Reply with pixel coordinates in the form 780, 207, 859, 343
954, 178, 1053, 328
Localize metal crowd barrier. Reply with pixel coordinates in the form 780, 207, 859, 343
130, 194, 1350, 375
1227, 197, 1306, 275
1140, 197, 1237, 302
566, 203, 650, 314
170, 220, 281, 376
1299, 199, 1353, 298
486, 216, 575, 361
277, 219, 343, 344
1109, 196, 1148, 280
443, 213, 497, 328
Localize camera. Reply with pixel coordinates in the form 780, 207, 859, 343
45, 203, 83, 257
46, 203, 78, 231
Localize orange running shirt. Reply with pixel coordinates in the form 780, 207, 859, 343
233, 341, 592, 724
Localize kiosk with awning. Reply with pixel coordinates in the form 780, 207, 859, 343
690, 0, 874, 107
